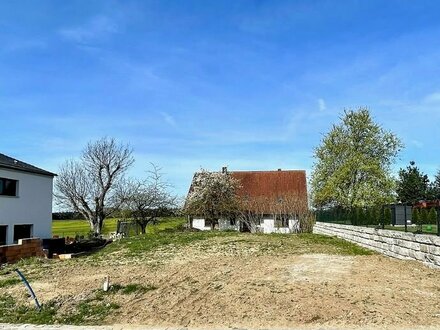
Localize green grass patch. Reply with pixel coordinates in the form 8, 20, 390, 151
52, 216, 186, 238
61, 299, 120, 325
0, 295, 56, 324
52, 218, 118, 237
0, 277, 21, 288
384, 224, 438, 235
0, 289, 120, 325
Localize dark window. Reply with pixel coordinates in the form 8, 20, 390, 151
0, 226, 7, 245
13, 224, 32, 243
0, 178, 18, 196
229, 217, 236, 226
275, 214, 289, 227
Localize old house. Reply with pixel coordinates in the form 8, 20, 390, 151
0, 153, 56, 245
187, 168, 308, 233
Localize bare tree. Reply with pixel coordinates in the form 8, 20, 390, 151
184, 169, 241, 230
238, 194, 313, 233
120, 164, 177, 234
238, 197, 267, 232
55, 137, 134, 235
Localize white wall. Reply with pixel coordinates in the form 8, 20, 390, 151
0, 168, 53, 245
261, 219, 299, 234
192, 219, 211, 231
192, 217, 299, 234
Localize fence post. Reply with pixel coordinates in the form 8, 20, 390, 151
404, 205, 407, 233
437, 208, 440, 236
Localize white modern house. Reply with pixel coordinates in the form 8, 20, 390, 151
0, 153, 56, 245
188, 168, 308, 234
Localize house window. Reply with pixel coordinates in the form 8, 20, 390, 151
13, 224, 33, 243
0, 226, 7, 245
275, 215, 289, 227
229, 217, 236, 226
0, 177, 18, 196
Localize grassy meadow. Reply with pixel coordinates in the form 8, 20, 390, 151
52, 217, 187, 237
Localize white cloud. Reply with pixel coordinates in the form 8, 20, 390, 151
423, 92, 440, 104
411, 139, 424, 148
59, 16, 118, 43
318, 98, 326, 111
160, 112, 177, 127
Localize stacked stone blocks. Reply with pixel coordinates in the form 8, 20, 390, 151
313, 222, 440, 268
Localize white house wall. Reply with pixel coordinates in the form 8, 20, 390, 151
0, 168, 53, 245
192, 217, 299, 234
192, 219, 211, 231
218, 219, 240, 231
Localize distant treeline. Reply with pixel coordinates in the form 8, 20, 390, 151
52, 212, 86, 220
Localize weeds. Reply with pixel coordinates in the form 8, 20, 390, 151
0, 277, 21, 288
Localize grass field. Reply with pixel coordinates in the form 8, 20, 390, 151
52, 218, 118, 237
52, 217, 186, 237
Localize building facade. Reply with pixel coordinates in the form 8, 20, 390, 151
187, 168, 308, 234
0, 153, 56, 245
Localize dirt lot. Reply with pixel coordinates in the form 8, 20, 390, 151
2, 233, 440, 329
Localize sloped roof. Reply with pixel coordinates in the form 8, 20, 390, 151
0, 153, 56, 177
187, 168, 308, 208
231, 170, 307, 202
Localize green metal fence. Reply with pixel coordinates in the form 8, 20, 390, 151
315, 206, 440, 236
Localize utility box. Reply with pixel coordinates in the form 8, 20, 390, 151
386, 204, 412, 225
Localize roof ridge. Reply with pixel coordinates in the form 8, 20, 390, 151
0, 152, 56, 177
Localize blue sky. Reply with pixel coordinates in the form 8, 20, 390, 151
2, 0, 440, 197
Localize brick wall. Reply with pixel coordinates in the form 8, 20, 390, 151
313, 222, 440, 268
0, 238, 44, 264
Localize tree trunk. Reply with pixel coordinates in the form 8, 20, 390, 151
140, 223, 147, 234
89, 215, 104, 236
211, 219, 215, 230
90, 220, 100, 236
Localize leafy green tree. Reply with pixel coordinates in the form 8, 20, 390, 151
311, 108, 403, 210
428, 207, 437, 225
412, 208, 420, 226
428, 170, 440, 200
396, 161, 430, 205
420, 208, 429, 225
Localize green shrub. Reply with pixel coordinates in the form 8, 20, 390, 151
383, 208, 392, 226
412, 208, 419, 226
428, 208, 437, 225
420, 208, 429, 225
371, 207, 380, 226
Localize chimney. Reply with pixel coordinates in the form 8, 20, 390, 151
222, 166, 227, 173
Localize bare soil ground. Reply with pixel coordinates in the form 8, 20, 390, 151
2, 234, 440, 329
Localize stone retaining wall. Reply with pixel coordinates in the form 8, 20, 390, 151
0, 238, 44, 264
313, 222, 440, 268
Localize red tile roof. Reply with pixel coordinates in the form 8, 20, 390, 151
231, 170, 307, 203
187, 169, 308, 211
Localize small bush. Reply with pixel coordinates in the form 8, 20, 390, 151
412, 208, 419, 226
420, 208, 429, 225
428, 208, 437, 225
383, 208, 392, 226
